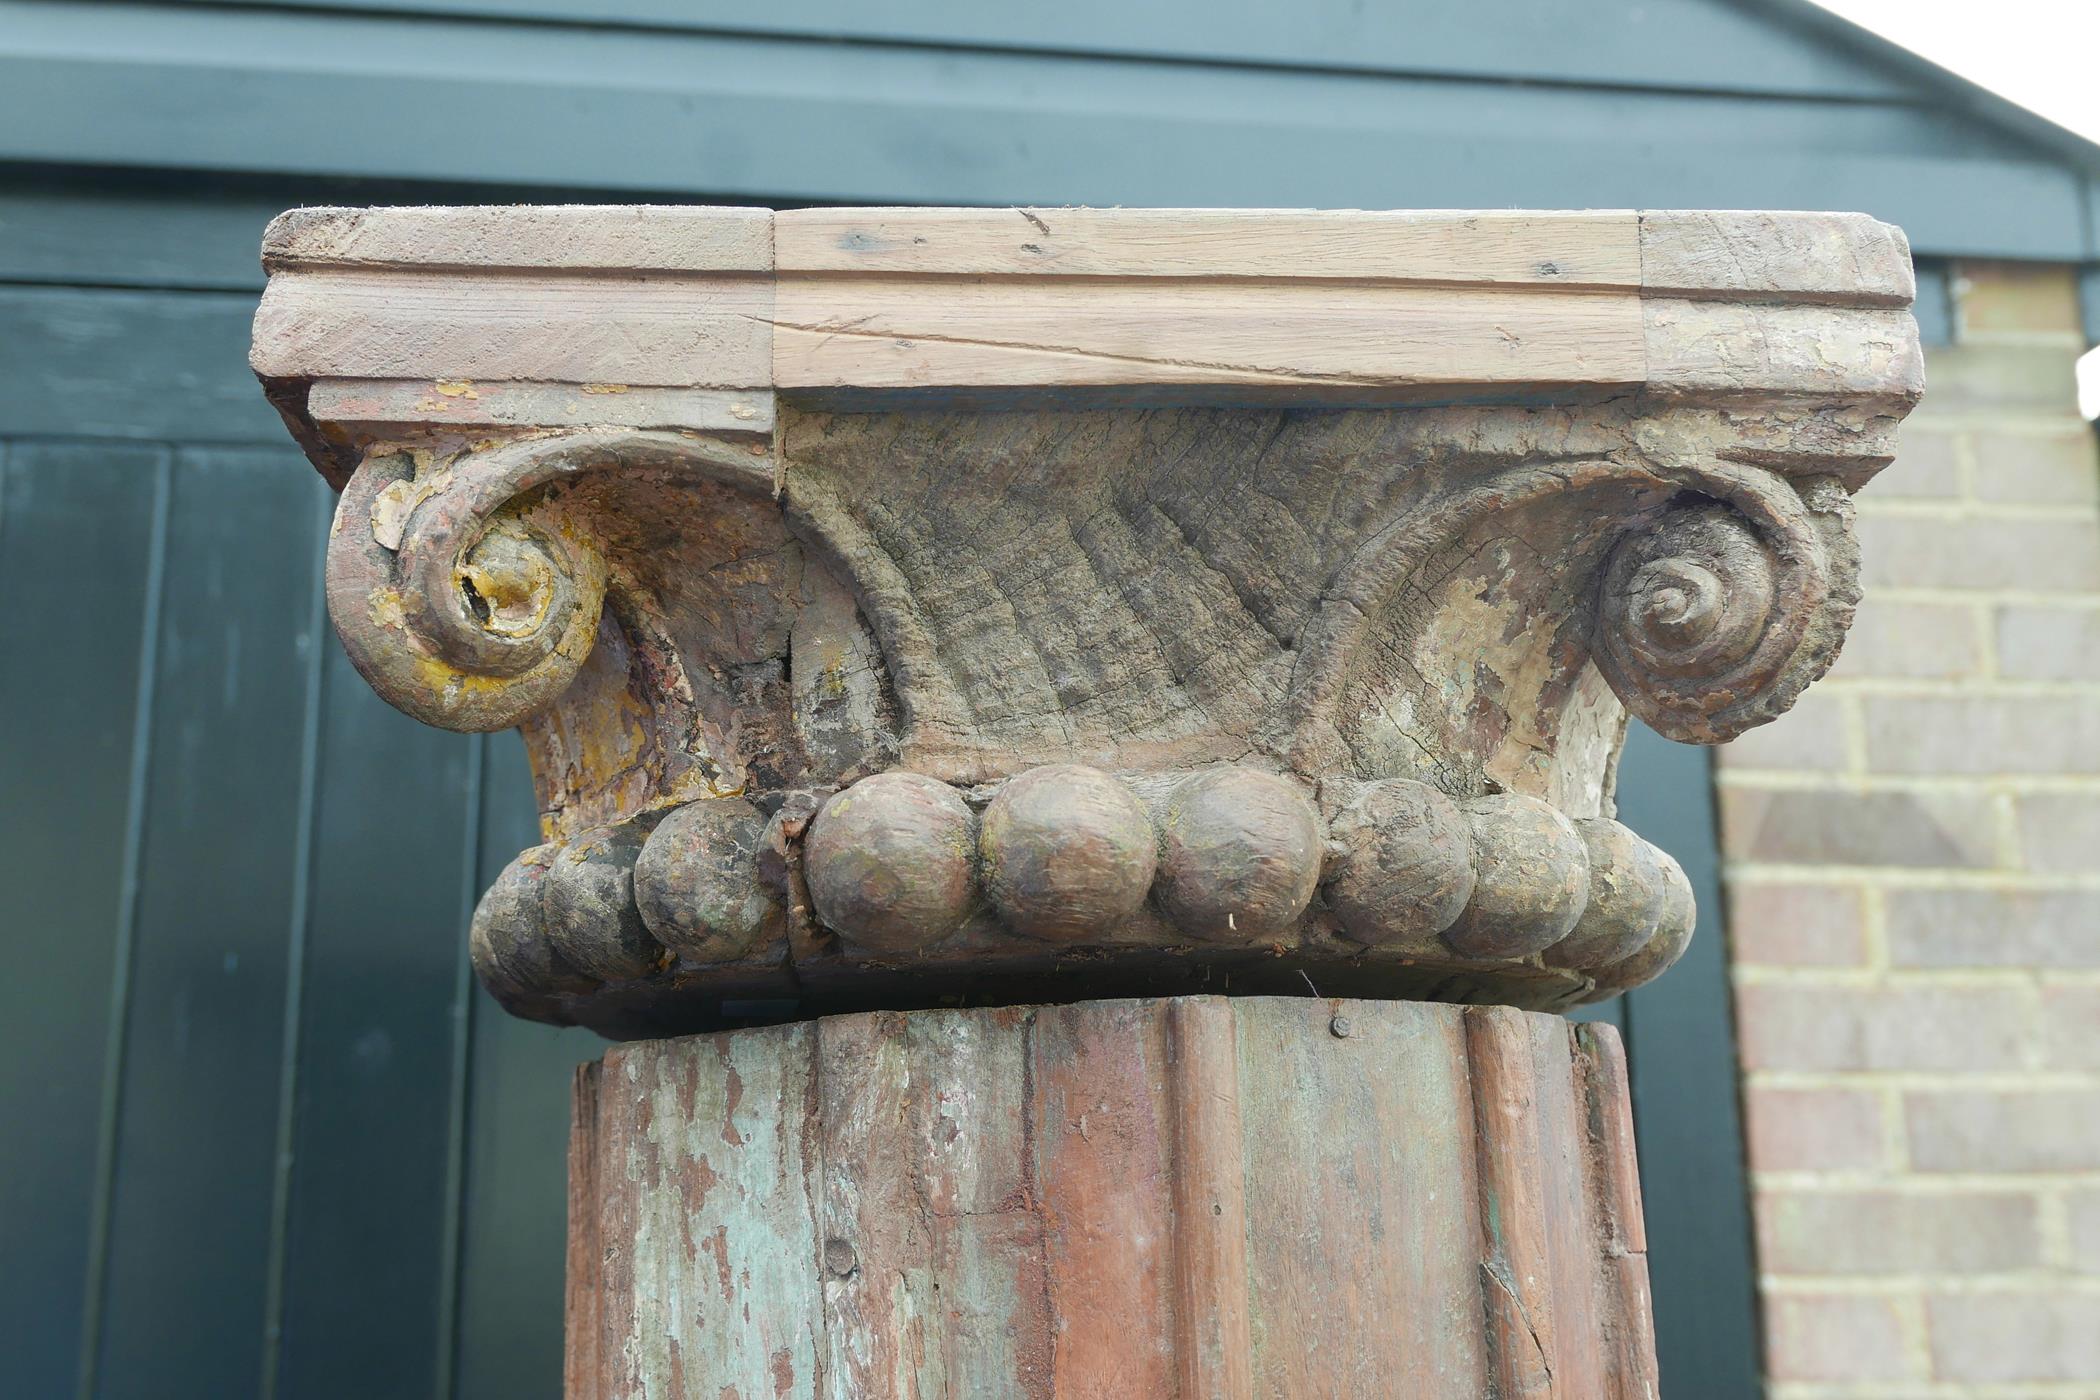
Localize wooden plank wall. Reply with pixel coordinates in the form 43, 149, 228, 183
0, 174, 601, 1398
0, 456, 588, 1399
0, 0, 2096, 262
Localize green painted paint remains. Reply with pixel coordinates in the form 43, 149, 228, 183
1231, 991, 1483, 1387
621, 1029, 826, 1399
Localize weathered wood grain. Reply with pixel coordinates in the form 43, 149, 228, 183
1465, 1007, 1559, 1398
251, 205, 1922, 448
1636, 209, 1913, 305
1165, 998, 1253, 1400
774, 207, 1643, 285
1576, 1023, 1657, 1396
595, 1027, 826, 1398
771, 278, 1646, 394
568, 996, 1658, 1398
304, 379, 775, 440
564, 1063, 602, 1400
263, 204, 775, 275
1640, 299, 1921, 404
251, 269, 773, 388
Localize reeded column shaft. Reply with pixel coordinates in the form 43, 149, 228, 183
565, 997, 1655, 1399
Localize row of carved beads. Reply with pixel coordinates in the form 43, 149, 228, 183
469, 799, 785, 1013
469, 763, 1692, 1013
805, 765, 1690, 993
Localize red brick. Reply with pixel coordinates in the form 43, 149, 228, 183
1736, 983, 2031, 1073
1927, 1291, 2100, 1382
1907, 1090, 2100, 1172
1763, 1293, 1916, 1382
1744, 1086, 1886, 1171
1719, 786, 1997, 868
1726, 884, 1869, 967
1756, 1189, 2039, 1273
1863, 694, 2100, 776
1887, 888, 2100, 968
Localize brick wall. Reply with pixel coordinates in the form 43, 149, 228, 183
1719, 261, 2100, 1394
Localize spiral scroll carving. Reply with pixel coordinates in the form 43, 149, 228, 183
1285, 452, 1863, 768
326, 430, 774, 732
1594, 466, 1857, 743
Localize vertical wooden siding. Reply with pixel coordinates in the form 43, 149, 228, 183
0, 404, 596, 1398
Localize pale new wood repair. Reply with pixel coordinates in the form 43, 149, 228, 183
771, 208, 1646, 283
769, 279, 1646, 392
251, 205, 1919, 458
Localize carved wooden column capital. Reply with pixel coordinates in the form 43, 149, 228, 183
253, 206, 1920, 1037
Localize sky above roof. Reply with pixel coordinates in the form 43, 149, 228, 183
1813, 2, 2100, 418
1814, 0, 2100, 146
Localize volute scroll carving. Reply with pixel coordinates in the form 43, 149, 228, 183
1591, 462, 1859, 745
253, 204, 1922, 1035
328, 430, 777, 733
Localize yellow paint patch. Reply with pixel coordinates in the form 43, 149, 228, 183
411, 653, 508, 702
367, 586, 410, 632
434, 379, 480, 399
368, 461, 454, 552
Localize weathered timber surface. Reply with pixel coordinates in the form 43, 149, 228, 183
566, 996, 1656, 1398
253, 208, 1918, 469
248, 204, 1920, 1027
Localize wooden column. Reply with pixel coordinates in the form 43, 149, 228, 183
565, 997, 1655, 1398
250, 204, 1922, 1397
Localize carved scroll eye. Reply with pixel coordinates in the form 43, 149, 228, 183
334, 465, 610, 731
1603, 507, 1775, 681
1592, 471, 1855, 744
403, 506, 606, 685
326, 431, 771, 733
458, 525, 560, 638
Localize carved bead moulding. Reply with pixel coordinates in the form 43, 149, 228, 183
251, 205, 1920, 1037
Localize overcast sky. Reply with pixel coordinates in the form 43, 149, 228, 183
1813, 0, 2100, 144
1812, 1, 2100, 416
